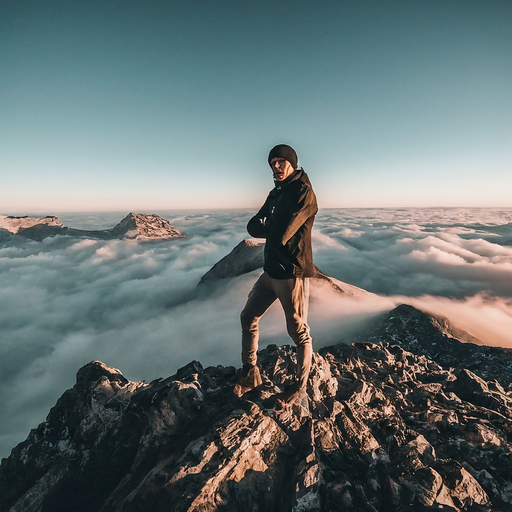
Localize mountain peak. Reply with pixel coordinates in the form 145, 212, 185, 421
109, 213, 186, 240
199, 239, 265, 282
2, 304, 512, 511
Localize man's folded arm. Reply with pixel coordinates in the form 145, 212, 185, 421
247, 197, 271, 238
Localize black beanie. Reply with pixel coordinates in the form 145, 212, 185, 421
268, 144, 298, 170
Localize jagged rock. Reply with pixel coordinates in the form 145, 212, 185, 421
2, 305, 512, 511
0, 213, 186, 242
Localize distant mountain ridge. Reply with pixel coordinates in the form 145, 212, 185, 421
0, 213, 186, 241
2, 304, 512, 511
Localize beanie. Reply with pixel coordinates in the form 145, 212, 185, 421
268, 144, 298, 170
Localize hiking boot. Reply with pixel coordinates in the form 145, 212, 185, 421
277, 381, 308, 406
233, 364, 263, 397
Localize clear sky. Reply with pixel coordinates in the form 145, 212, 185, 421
1, 0, 511, 212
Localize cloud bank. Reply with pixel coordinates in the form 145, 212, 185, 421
1, 207, 512, 458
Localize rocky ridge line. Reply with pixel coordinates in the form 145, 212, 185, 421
0, 213, 186, 242
1, 305, 512, 511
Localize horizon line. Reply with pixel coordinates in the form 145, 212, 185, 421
3, 205, 512, 216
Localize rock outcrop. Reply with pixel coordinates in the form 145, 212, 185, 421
0, 213, 186, 242
199, 239, 265, 282
2, 305, 512, 512
199, 238, 371, 298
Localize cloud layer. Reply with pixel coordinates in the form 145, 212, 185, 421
1, 207, 512, 458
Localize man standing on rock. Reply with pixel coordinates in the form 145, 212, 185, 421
234, 144, 318, 402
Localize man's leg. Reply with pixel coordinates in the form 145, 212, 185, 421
240, 273, 277, 366
274, 277, 312, 392
235, 273, 276, 396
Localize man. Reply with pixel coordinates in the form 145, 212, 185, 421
234, 144, 318, 402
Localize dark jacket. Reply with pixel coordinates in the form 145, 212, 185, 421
247, 169, 318, 279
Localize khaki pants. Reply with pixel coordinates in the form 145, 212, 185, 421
240, 272, 313, 389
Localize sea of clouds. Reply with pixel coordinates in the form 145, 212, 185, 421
1, 207, 512, 459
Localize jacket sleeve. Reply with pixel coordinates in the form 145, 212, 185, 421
247, 194, 272, 238
280, 184, 318, 245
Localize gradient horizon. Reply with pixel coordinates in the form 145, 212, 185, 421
1, 0, 511, 212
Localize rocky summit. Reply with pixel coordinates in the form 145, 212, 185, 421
2, 306, 512, 512
110, 213, 186, 240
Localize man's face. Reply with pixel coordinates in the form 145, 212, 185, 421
270, 158, 295, 182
